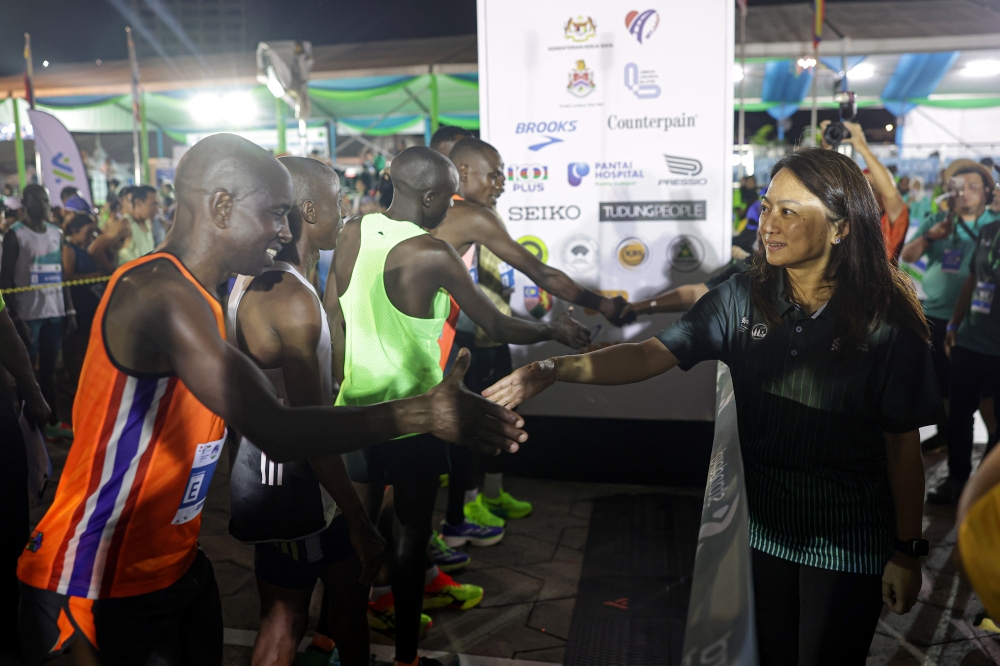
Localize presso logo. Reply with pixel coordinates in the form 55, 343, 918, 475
509, 205, 581, 222
660, 154, 708, 186
625, 9, 660, 43
568, 162, 590, 186
751, 324, 768, 340
507, 164, 548, 193
515, 120, 578, 151
624, 62, 660, 99
607, 114, 696, 132
599, 201, 706, 222
665, 155, 702, 176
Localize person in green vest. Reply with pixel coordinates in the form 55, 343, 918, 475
328, 146, 589, 666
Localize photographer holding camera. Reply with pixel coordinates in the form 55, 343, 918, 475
821, 119, 908, 261
900, 160, 999, 502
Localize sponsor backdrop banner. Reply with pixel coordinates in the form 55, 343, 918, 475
477, 1, 734, 420
27, 109, 94, 207
682, 363, 758, 665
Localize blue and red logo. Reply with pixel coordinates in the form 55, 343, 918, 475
625, 10, 660, 44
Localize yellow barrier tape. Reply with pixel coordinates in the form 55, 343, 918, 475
0, 275, 112, 295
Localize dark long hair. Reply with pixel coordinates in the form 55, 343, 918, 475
750, 148, 929, 349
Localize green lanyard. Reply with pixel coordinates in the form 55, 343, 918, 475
986, 226, 1000, 273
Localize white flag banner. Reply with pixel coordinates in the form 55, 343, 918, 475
28, 109, 93, 206
476, 1, 734, 420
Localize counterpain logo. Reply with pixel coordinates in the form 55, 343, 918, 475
607, 114, 696, 132
508, 205, 581, 222
515, 119, 578, 151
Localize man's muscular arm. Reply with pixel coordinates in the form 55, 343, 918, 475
264, 280, 385, 584
463, 207, 630, 325
113, 269, 526, 462
428, 241, 591, 349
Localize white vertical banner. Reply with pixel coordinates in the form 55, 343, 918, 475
27, 109, 94, 206
477, 1, 734, 420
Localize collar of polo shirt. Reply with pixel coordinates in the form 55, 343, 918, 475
776, 274, 836, 321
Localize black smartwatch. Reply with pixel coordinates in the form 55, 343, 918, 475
895, 538, 929, 558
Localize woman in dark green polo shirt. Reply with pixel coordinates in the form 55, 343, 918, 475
484, 148, 943, 665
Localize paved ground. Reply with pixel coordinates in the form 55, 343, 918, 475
27, 417, 1000, 666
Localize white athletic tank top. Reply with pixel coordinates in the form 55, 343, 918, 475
9, 222, 65, 321
226, 261, 337, 542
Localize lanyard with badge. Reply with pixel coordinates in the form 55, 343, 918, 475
971, 228, 1000, 315
942, 218, 977, 273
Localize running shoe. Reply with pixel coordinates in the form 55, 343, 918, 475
481, 489, 533, 519
440, 520, 504, 548
297, 633, 339, 666
464, 495, 506, 528
368, 593, 433, 639
430, 532, 470, 572
423, 569, 484, 610
439, 473, 449, 488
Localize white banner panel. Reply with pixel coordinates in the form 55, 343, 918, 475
477, 0, 734, 420
28, 109, 94, 206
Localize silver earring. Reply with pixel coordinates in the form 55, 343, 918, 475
834, 238, 842, 244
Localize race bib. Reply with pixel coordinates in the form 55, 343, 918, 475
941, 248, 963, 274
972, 282, 995, 315
498, 261, 515, 290
29, 263, 62, 286
172, 430, 226, 525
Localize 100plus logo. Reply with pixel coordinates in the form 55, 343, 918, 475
515, 120, 578, 151
507, 164, 549, 192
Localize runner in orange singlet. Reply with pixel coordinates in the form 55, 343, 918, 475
16, 133, 526, 666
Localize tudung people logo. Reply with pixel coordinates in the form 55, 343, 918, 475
567, 60, 595, 98
625, 9, 660, 44
524, 286, 553, 319
567, 162, 590, 187
564, 16, 597, 42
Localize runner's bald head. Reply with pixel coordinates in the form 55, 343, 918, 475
172, 133, 294, 277
387, 146, 458, 228
277, 156, 343, 258
449, 137, 499, 169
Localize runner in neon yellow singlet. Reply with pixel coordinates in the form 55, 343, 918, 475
329, 146, 589, 666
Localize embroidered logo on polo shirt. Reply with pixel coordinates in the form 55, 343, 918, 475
739, 316, 750, 333
751, 323, 767, 340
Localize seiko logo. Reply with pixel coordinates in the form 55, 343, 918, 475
751, 324, 767, 340
607, 114, 696, 132
508, 205, 582, 221
599, 200, 706, 222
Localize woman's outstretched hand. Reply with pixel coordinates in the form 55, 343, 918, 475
482, 359, 559, 409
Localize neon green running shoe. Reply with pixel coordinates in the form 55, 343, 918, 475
464, 494, 505, 528
423, 569, 484, 610
368, 592, 433, 638
481, 489, 533, 519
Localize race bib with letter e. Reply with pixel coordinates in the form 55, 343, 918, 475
172, 430, 226, 525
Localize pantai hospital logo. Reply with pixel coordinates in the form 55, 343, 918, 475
564, 16, 597, 42
515, 119, 578, 151
567, 162, 590, 186
507, 164, 548, 193
616, 237, 650, 271
624, 63, 660, 99
625, 9, 660, 44
567, 60, 596, 98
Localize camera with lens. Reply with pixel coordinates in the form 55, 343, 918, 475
822, 91, 858, 149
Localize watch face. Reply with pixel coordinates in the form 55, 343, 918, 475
913, 539, 930, 557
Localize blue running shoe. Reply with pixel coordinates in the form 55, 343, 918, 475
430, 532, 470, 572
440, 520, 504, 548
